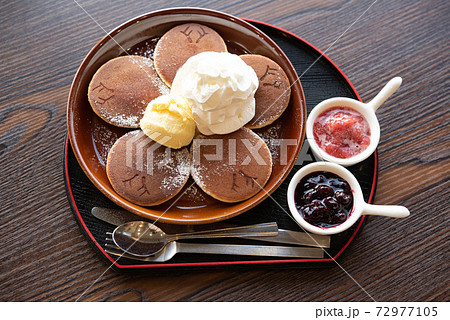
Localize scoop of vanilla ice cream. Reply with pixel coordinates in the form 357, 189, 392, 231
170, 52, 259, 135
140, 94, 195, 149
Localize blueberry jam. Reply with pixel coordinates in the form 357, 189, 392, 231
294, 171, 353, 228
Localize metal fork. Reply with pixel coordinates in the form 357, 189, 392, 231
104, 233, 324, 262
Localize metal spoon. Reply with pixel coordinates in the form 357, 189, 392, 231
112, 221, 278, 257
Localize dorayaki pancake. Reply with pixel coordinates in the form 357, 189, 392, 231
190, 127, 272, 203
154, 23, 227, 87
88, 56, 169, 128
106, 130, 190, 206
240, 54, 291, 129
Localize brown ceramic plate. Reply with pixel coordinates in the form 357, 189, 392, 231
67, 8, 306, 224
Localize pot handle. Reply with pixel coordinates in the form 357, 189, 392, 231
366, 77, 402, 111
362, 203, 410, 218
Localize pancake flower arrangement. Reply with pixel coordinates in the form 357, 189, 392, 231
87, 23, 291, 206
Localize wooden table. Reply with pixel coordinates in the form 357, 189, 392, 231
0, 0, 448, 302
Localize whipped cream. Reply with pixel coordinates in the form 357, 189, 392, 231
170, 52, 258, 135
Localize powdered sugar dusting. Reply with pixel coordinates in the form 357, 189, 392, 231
191, 165, 207, 189
92, 126, 120, 166
106, 113, 140, 128
182, 183, 206, 202
153, 72, 170, 95
161, 174, 185, 194
126, 38, 158, 60
255, 121, 282, 160
129, 55, 169, 95
155, 147, 191, 194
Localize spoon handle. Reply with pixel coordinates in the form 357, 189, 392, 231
366, 77, 402, 111
172, 222, 278, 241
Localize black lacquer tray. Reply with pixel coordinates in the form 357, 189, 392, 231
64, 20, 377, 271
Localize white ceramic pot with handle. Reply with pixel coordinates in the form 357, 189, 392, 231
306, 77, 402, 166
287, 161, 409, 235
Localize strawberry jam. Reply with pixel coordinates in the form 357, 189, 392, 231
313, 107, 370, 159
294, 171, 353, 228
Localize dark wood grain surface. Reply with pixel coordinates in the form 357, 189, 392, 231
0, 0, 448, 302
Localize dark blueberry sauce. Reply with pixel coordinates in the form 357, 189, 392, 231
294, 171, 353, 228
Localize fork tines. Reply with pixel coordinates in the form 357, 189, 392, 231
104, 232, 122, 251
